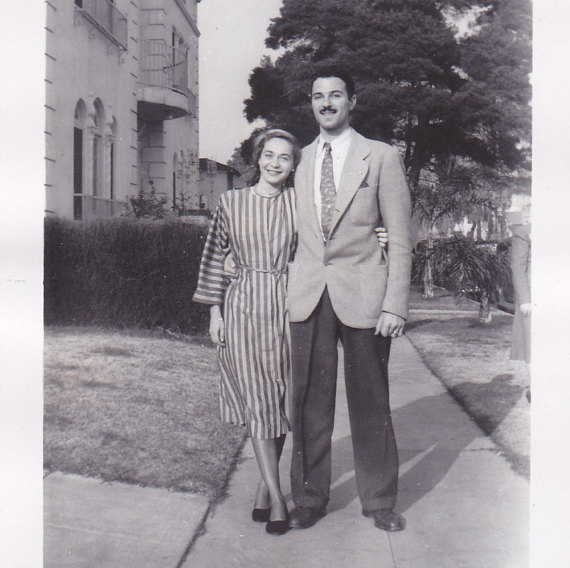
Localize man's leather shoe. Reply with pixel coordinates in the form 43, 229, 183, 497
288, 506, 325, 529
373, 509, 405, 532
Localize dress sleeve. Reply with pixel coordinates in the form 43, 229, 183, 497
192, 198, 231, 305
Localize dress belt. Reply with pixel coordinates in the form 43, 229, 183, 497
237, 263, 288, 275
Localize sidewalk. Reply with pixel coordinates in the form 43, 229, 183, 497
45, 335, 529, 567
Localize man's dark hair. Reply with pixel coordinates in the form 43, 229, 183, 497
310, 66, 356, 99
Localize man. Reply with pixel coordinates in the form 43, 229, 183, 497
287, 68, 412, 532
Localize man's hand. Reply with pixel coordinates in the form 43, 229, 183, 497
520, 303, 531, 317
209, 306, 226, 346
375, 311, 405, 338
374, 226, 388, 249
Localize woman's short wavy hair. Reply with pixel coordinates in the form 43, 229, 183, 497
250, 128, 302, 187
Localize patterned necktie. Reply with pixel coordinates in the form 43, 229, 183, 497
320, 142, 336, 240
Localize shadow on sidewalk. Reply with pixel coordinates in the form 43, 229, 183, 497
325, 388, 520, 515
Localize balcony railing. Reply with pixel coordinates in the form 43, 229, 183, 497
75, 0, 128, 51
74, 194, 127, 221
140, 40, 190, 97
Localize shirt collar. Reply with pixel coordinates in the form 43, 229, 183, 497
317, 127, 353, 154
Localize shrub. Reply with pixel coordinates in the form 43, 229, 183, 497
412, 236, 513, 321
126, 184, 168, 219
44, 217, 210, 333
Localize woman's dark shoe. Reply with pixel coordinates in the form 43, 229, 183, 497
252, 508, 270, 523
266, 518, 289, 535
265, 501, 289, 535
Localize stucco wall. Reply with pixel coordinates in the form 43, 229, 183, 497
45, 0, 200, 219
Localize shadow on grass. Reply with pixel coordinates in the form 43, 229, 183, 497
447, 374, 529, 479
449, 374, 522, 434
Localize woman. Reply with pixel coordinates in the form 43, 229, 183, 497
193, 128, 388, 535
510, 204, 531, 401
193, 129, 300, 535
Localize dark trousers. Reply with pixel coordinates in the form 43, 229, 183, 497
290, 288, 399, 513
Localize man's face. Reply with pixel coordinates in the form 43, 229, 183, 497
311, 76, 356, 135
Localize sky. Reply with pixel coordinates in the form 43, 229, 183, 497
198, 0, 284, 163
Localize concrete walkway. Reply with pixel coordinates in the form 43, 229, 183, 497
44, 336, 529, 567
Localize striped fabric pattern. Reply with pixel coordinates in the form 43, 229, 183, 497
193, 187, 297, 439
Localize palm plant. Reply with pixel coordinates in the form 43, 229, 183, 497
441, 238, 511, 322
411, 157, 501, 299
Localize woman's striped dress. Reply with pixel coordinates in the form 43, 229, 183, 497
193, 187, 297, 439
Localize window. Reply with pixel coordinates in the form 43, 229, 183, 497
73, 127, 83, 220
74, 100, 87, 220
110, 142, 115, 200
92, 134, 100, 197
109, 117, 117, 200
92, 99, 105, 198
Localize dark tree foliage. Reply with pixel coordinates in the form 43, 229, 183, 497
242, 0, 531, 190
458, 0, 532, 171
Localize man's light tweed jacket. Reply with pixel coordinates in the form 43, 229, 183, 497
287, 130, 412, 328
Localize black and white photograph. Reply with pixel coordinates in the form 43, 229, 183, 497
1, 1, 570, 567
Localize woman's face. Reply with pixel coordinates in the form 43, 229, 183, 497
258, 137, 295, 189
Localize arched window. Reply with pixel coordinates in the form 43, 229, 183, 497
110, 117, 117, 200
92, 99, 105, 197
73, 100, 87, 220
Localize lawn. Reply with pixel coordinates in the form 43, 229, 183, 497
45, 313, 529, 503
44, 326, 246, 500
405, 313, 530, 478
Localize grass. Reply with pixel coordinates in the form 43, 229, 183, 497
44, 326, 246, 500
405, 313, 530, 478
45, 310, 529, 503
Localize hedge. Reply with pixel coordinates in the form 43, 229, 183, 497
44, 217, 210, 333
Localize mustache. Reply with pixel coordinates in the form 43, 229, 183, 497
320, 106, 336, 112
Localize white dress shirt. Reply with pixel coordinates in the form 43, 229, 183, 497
313, 128, 353, 234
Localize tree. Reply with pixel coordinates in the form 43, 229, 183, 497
242, 0, 531, 190
458, 0, 532, 172
227, 135, 263, 186
241, 0, 531, 313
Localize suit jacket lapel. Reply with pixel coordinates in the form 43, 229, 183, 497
297, 139, 322, 240
329, 133, 370, 236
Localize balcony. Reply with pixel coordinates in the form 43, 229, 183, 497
75, 0, 128, 51
74, 194, 127, 221
138, 40, 195, 120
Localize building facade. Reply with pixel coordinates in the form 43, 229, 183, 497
45, 0, 201, 220
198, 158, 244, 215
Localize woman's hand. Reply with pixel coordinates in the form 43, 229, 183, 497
223, 251, 238, 278
520, 303, 531, 317
375, 226, 388, 249
209, 306, 225, 346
